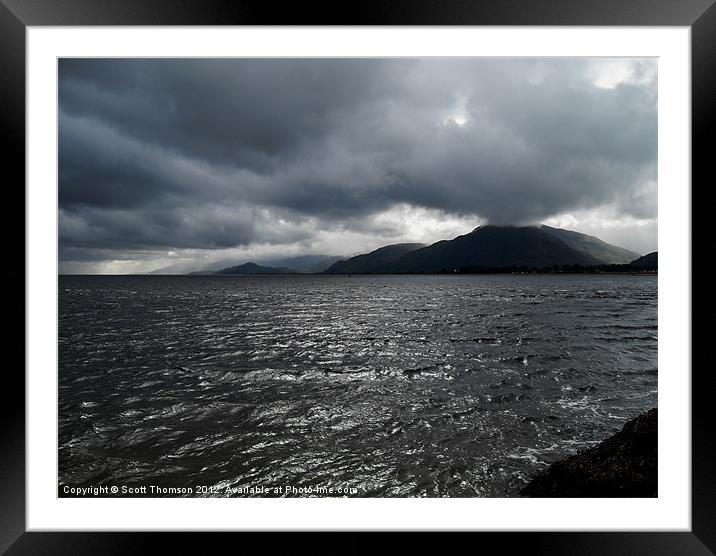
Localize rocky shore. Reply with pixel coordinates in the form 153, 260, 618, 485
521, 408, 657, 497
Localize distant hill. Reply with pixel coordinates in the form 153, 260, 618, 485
630, 251, 657, 270
261, 255, 344, 273
147, 253, 344, 275
154, 258, 243, 275
323, 243, 426, 274
539, 225, 640, 264
149, 261, 206, 275
385, 226, 602, 273
213, 262, 297, 275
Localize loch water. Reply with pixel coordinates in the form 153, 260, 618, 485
59, 274, 657, 497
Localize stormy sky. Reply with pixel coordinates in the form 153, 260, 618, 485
59, 58, 657, 274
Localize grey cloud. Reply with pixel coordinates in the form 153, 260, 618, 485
59, 58, 657, 262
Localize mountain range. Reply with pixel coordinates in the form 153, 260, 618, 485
183, 224, 650, 275
322, 225, 644, 274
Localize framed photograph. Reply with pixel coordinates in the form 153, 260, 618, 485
8, 0, 709, 552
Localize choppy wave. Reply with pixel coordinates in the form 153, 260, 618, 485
59, 274, 657, 497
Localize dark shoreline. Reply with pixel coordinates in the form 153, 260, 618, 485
521, 408, 657, 497
59, 272, 658, 277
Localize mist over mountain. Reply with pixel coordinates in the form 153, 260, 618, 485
213, 262, 297, 275
148, 261, 206, 275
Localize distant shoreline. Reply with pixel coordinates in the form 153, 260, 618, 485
59, 271, 658, 277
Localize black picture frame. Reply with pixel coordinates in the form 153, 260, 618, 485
6, 0, 710, 553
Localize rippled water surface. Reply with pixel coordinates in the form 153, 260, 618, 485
59, 274, 657, 497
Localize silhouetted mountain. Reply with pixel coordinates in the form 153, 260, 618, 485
630, 251, 657, 270
539, 225, 640, 264
214, 262, 297, 275
385, 226, 602, 273
323, 243, 426, 274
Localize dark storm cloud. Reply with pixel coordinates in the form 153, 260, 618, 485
59, 58, 656, 258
